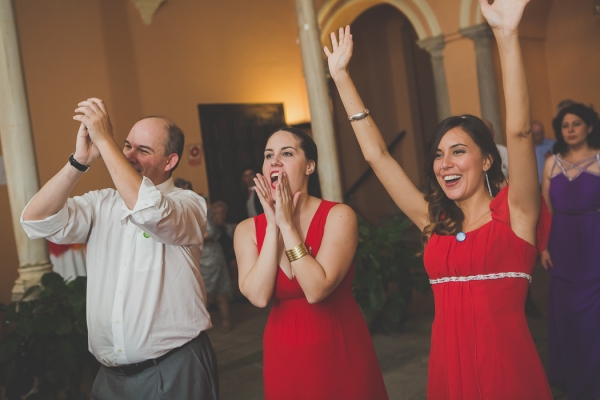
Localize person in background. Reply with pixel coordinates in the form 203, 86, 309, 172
21, 100, 218, 399
211, 201, 244, 302
556, 99, 576, 114
532, 120, 555, 184
484, 119, 509, 179
202, 201, 234, 332
173, 179, 234, 332
242, 167, 263, 218
174, 177, 193, 191
541, 102, 600, 400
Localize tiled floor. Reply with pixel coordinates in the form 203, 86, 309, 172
208, 263, 567, 400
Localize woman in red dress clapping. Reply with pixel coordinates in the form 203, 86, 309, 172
234, 127, 388, 399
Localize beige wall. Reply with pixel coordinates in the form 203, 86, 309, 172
546, 0, 600, 115
445, 36, 481, 116
13, 0, 311, 197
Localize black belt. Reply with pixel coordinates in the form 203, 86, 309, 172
106, 334, 199, 376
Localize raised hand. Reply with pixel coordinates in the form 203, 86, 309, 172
253, 174, 276, 225
73, 123, 101, 166
323, 25, 353, 82
479, 0, 530, 33
73, 98, 114, 146
275, 172, 301, 231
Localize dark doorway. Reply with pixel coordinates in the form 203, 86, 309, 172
198, 103, 285, 222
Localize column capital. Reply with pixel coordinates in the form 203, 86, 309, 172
417, 34, 446, 58
460, 23, 493, 45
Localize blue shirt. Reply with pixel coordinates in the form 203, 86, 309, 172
535, 138, 555, 184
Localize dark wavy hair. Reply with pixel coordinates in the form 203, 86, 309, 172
421, 115, 506, 247
552, 103, 600, 155
267, 127, 319, 195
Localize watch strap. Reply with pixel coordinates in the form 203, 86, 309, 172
69, 153, 89, 172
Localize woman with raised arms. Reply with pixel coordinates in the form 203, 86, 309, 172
324, 0, 552, 398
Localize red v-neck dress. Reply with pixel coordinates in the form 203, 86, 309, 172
424, 187, 553, 399
255, 200, 388, 400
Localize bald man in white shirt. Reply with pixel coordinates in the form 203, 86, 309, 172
21, 99, 218, 399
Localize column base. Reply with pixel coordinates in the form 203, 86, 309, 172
11, 263, 54, 302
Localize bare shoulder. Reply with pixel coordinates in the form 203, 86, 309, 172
323, 203, 358, 238
544, 153, 556, 168
326, 203, 357, 224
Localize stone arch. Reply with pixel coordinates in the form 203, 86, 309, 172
459, 0, 483, 29
318, 0, 442, 41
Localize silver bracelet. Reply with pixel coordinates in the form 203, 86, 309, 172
348, 109, 369, 121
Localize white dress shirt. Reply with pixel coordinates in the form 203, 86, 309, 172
21, 177, 211, 366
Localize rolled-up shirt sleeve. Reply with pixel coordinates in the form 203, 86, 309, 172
20, 193, 96, 244
123, 177, 207, 247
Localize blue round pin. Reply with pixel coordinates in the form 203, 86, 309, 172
456, 232, 466, 242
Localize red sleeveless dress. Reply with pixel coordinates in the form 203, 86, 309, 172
424, 187, 553, 399
256, 200, 388, 400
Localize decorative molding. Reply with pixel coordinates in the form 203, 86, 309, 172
318, 0, 442, 40
131, 0, 166, 25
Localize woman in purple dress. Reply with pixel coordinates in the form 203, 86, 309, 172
541, 103, 600, 400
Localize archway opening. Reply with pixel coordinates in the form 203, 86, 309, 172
330, 4, 438, 223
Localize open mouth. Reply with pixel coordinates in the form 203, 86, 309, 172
443, 175, 461, 186
270, 172, 279, 189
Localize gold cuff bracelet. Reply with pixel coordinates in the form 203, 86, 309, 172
285, 243, 309, 262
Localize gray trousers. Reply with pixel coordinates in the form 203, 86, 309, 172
91, 332, 219, 400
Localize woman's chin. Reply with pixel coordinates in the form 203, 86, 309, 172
441, 185, 464, 201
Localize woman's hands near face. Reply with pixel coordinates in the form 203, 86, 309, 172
254, 172, 300, 231
275, 172, 301, 231
254, 174, 276, 224
324, 25, 353, 82
479, 0, 529, 33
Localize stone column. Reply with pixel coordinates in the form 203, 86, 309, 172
460, 23, 504, 144
294, 0, 343, 202
0, 0, 52, 300
417, 34, 452, 122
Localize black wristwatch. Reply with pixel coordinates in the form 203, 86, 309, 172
69, 153, 89, 172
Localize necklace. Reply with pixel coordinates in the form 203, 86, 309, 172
456, 208, 491, 242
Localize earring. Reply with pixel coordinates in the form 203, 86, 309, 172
485, 171, 492, 197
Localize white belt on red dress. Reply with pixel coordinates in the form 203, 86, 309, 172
429, 272, 532, 285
